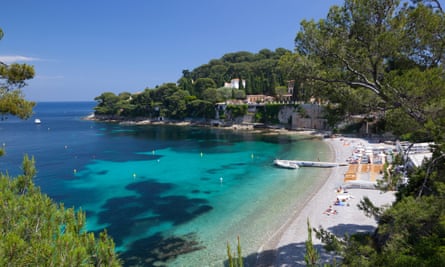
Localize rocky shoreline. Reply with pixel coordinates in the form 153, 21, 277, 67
84, 114, 331, 136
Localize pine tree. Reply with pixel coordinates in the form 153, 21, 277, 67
226, 236, 244, 267
0, 155, 122, 266
305, 218, 320, 266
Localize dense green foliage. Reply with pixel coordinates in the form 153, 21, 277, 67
226, 236, 244, 267
286, 0, 445, 141
256, 104, 292, 124
305, 219, 320, 266
94, 83, 216, 120
226, 104, 248, 119
182, 48, 291, 96
0, 28, 35, 120
0, 156, 121, 266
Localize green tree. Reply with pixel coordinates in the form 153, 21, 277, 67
116, 92, 136, 116
305, 219, 320, 266
130, 89, 154, 117
226, 236, 243, 267
255, 104, 283, 124
209, 64, 230, 87
0, 28, 35, 120
374, 196, 445, 266
187, 99, 215, 119
216, 87, 233, 101
293, 0, 445, 138
151, 83, 179, 103
201, 88, 224, 104
94, 92, 120, 115
226, 104, 247, 119
233, 89, 246, 99
178, 69, 194, 95
222, 51, 255, 63
194, 78, 216, 98
163, 89, 190, 119
0, 155, 122, 266
300, 1, 445, 266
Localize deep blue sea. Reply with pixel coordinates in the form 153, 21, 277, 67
0, 102, 332, 266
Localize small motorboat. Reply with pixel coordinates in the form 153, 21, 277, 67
34, 118, 41, 124
274, 159, 299, 169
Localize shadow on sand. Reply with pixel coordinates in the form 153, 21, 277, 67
223, 223, 376, 266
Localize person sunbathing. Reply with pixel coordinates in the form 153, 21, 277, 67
323, 206, 338, 215
323, 206, 333, 214
334, 198, 342, 205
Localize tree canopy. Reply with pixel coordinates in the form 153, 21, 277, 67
296, 1, 445, 265
287, 0, 445, 141
0, 28, 35, 120
94, 83, 218, 120
181, 48, 291, 96
0, 155, 122, 266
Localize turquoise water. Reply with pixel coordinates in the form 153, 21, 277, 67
0, 102, 332, 266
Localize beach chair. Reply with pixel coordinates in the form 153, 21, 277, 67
360, 163, 370, 173
344, 173, 357, 181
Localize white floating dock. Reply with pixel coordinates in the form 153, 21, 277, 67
274, 159, 347, 169
273, 159, 300, 169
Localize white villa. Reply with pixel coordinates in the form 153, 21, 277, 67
224, 78, 246, 89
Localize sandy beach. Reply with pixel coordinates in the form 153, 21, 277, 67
256, 136, 397, 266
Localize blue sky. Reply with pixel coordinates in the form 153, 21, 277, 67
1, 0, 344, 101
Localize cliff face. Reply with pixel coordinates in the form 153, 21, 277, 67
290, 104, 328, 130
255, 104, 328, 130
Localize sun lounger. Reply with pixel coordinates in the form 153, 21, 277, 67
344, 173, 357, 181
360, 164, 370, 173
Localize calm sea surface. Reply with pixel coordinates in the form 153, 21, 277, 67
0, 102, 332, 266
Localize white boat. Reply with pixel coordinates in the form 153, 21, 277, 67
274, 159, 300, 169
34, 118, 41, 124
